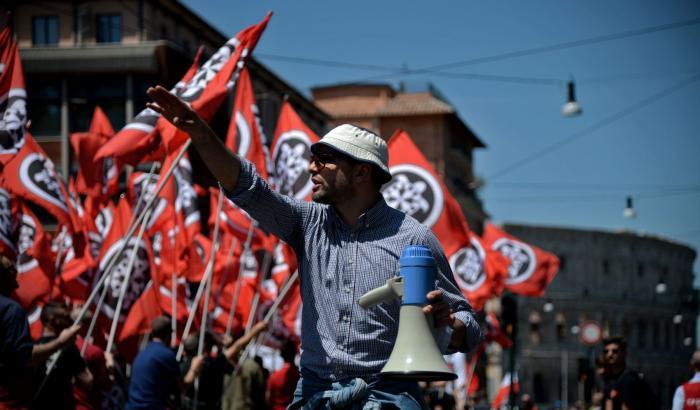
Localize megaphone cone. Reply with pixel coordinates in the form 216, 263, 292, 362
380, 305, 457, 381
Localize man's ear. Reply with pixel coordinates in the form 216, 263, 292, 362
353, 163, 372, 184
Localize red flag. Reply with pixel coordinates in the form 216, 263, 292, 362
491, 372, 519, 409
225, 67, 269, 181
211, 246, 263, 336
171, 157, 201, 239
91, 45, 204, 168
187, 232, 212, 283
93, 198, 155, 327
146, 153, 201, 243
0, 26, 28, 164
209, 189, 271, 253
27, 304, 44, 340
11, 201, 54, 310
126, 170, 175, 234
84, 199, 114, 260
270, 240, 301, 339
384, 129, 471, 252
150, 221, 188, 285
70, 106, 118, 198
156, 13, 272, 154
482, 223, 559, 297
118, 281, 162, 361
93, 48, 205, 166
1, 132, 81, 230
53, 225, 93, 282
271, 240, 297, 290
269, 101, 320, 200
385, 130, 494, 307
450, 232, 508, 311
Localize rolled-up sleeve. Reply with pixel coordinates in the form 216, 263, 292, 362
226, 159, 311, 248
424, 230, 483, 354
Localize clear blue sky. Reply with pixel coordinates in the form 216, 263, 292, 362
182, 0, 700, 280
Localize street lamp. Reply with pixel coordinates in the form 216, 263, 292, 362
655, 277, 667, 295
673, 313, 683, 325
543, 300, 554, 313
562, 80, 582, 117
623, 196, 636, 219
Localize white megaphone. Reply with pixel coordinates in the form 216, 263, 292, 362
358, 245, 457, 381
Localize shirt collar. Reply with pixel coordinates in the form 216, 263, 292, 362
330, 196, 391, 231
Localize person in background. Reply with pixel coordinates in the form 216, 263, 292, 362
521, 393, 538, 410
71, 308, 116, 410
266, 339, 300, 410
180, 331, 235, 410
0, 256, 81, 409
220, 321, 271, 410
31, 301, 93, 410
601, 336, 658, 410
125, 316, 204, 410
672, 349, 700, 410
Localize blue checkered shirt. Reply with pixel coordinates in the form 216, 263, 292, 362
228, 160, 482, 381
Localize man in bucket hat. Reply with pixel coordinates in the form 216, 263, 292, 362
147, 86, 482, 409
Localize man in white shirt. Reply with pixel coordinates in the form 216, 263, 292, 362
672, 350, 700, 410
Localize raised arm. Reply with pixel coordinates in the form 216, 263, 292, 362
223, 320, 269, 365
146, 85, 241, 192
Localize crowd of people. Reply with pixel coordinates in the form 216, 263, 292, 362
2, 77, 481, 410
2, 83, 697, 410
0, 254, 302, 410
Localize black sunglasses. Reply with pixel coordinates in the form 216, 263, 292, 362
310, 151, 339, 171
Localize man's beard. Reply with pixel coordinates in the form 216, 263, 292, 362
312, 190, 332, 204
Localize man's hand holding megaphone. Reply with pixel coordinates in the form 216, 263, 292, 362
424, 290, 468, 352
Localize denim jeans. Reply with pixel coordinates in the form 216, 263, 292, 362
288, 368, 426, 409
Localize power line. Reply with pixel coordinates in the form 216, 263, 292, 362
485, 73, 700, 181
635, 186, 700, 199
486, 188, 700, 203
342, 16, 700, 84
256, 53, 561, 85
486, 182, 700, 191
255, 53, 403, 72
257, 52, 700, 86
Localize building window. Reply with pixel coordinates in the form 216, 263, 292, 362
26, 79, 61, 136
96, 14, 122, 43
637, 263, 644, 278
602, 260, 610, 276
32, 16, 59, 46
68, 77, 125, 132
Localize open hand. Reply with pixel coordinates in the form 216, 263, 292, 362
146, 86, 202, 134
